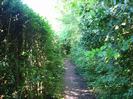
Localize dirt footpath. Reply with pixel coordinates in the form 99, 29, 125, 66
64, 59, 95, 99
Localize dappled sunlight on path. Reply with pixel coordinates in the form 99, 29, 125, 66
64, 59, 95, 99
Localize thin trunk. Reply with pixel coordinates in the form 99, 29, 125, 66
113, 0, 116, 5
124, 0, 128, 9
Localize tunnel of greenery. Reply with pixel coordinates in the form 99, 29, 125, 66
0, 0, 133, 99
0, 0, 63, 98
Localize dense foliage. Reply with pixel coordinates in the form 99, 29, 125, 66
0, 0, 63, 98
60, 0, 133, 98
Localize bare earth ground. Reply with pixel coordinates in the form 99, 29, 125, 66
64, 59, 96, 99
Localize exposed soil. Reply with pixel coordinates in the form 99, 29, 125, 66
64, 59, 96, 99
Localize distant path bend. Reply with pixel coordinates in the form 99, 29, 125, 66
64, 59, 95, 99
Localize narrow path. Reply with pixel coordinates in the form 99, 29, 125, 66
64, 59, 95, 99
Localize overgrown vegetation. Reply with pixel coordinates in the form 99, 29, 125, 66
0, 0, 63, 98
60, 0, 133, 98
1, 0, 133, 98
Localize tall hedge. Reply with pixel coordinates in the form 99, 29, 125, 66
0, 0, 63, 98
